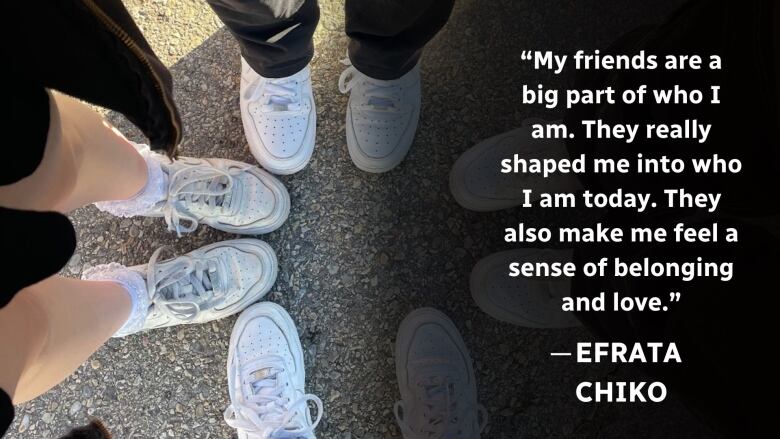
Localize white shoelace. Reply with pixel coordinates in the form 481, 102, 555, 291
338, 58, 403, 111
161, 165, 240, 237
224, 361, 323, 438
245, 75, 302, 112
394, 376, 488, 439
145, 246, 227, 322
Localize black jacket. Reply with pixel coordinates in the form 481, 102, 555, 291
4, 0, 182, 156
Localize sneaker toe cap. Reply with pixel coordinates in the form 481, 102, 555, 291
250, 111, 311, 159
350, 111, 412, 159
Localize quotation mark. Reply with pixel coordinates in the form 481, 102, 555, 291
662, 292, 681, 311
521, 50, 533, 61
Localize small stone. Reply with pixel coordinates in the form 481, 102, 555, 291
69, 402, 82, 417
18, 415, 30, 432
90, 359, 101, 370
42, 412, 54, 424
327, 265, 339, 275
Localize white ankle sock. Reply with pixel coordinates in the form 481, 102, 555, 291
82, 263, 149, 337
94, 143, 168, 218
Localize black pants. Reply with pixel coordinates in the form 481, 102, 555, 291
206, 0, 454, 79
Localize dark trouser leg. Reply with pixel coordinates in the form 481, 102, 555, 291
206, 0, 320, 78
345, 0, 455, 80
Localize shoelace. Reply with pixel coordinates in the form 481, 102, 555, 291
245, 75, 302, 112
145, 246, 227, 322
161, 165, 240, 237
394, 376, 488, 439
338, 57, 403, 111
224, 363, 323, 438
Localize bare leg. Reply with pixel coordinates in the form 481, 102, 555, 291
0, 278, 131, 403
0, 91, 149, 403
0, 91, 148, 212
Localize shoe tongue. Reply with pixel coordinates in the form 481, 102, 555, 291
242, 363, 304, 437
264, 78, 300, 109
268, 101, 294, 111
242, 357, 286, 396
249, 367, 279, 396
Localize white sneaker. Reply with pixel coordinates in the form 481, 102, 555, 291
339, 58, 421, 173
224, 302, 323, 439
470, 249, 581, 328
141, 239, 278, 330
151, 154, 290, 236
240, 58, 316, 175
449, 119, 582, 212
394, 308, 487, 438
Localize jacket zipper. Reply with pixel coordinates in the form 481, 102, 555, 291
81, 0, 182, 149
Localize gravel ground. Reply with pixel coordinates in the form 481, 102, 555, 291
8, 1, 718, 438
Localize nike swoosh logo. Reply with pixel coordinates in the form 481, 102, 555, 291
268, 23, 301, 44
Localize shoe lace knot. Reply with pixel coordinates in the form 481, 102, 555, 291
395, 374, 488, 439
162, 165, 240, 236
224, 359, 323, 438
246, 76, 302, 112
145, 246, 228, 322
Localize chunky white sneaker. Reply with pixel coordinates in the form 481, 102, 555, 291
339, 58, 421, 173
449, 119, 582, 212
95, 145, 290, 236
224, 302, 323, 439
240, 58, 316, 175
154, 155, 289, 236
137, 239, 277, 331
470, 249, 581, 328
394, 308, 487, 439
83, 239, 278, 336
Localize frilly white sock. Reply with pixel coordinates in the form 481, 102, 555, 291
82, 263, 149, 337
94, 143, 168, 218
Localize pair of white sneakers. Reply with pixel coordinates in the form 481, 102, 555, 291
240, 57, 421, 174
84, 146, 322, 437
449, 120, 583, 328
